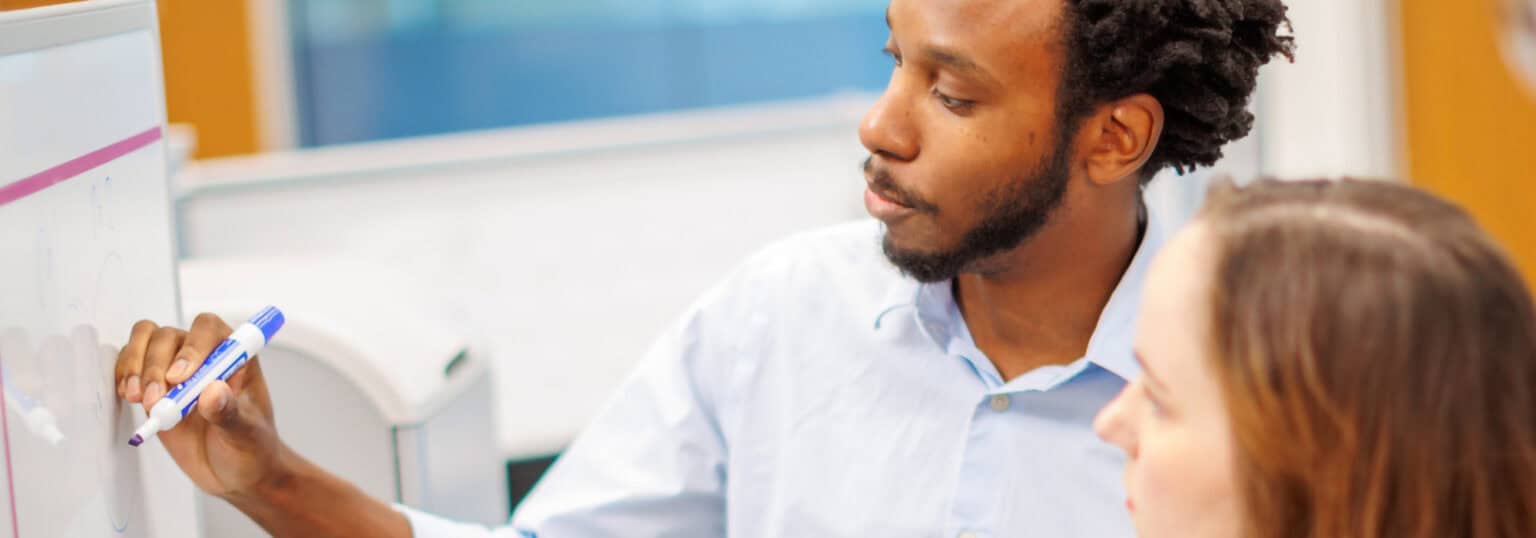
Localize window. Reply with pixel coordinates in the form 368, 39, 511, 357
289, 0, 891, 146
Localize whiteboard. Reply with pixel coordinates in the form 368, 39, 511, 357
0, 1, 197, 537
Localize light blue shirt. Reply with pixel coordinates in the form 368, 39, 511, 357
399, 205, 1167, 537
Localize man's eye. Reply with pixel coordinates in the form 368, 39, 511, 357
932, 89, 974, 112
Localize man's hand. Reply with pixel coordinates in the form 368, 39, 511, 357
116, 313, 412, 537
116, 313, 290, 500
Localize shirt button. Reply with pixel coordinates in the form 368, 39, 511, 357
989, 394, 1011, 412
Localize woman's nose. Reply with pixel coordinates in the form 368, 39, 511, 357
1094, 384, 1139, 458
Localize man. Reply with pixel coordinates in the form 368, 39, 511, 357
116, 0, 1293, 535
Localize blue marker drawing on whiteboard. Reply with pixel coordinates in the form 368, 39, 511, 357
0, 364, 65, 445
127, 306, 283, 447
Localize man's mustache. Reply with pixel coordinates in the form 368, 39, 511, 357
862, 157, 939, 214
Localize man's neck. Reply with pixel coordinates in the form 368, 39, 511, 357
955, 196, 1144, 381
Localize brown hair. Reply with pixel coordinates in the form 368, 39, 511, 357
1198, 178, 1536, 537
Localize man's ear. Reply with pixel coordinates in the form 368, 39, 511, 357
1082, 94, 1164, 186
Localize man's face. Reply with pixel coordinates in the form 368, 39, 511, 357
861, 0, 1079, 282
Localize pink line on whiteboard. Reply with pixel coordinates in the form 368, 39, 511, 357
0, 126, 163, 208
0, 356, 18, 538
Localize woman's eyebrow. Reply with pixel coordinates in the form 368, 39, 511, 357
1133, 350, 1171, 392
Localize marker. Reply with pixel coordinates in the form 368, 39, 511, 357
128, 306, 283, 447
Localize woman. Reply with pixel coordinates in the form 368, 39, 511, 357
1095, 178, 1536, 537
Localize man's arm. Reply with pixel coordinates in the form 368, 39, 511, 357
119, 299, 739, 538
116, 315, 417, 538
229, 449, 412, 537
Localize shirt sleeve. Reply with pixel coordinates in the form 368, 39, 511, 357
393, 504, 531, 538
389, 300, 735, 537
504, 289, 738, 537
390, 257, 757, 537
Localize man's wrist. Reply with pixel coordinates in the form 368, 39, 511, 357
225, 443, 306, 513
214, 443, 412, 537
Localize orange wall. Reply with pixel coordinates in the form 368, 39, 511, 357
1400, 0, 1536, 284
157, 0, 261, 158
0, 0, 75, 9
0, 0, 262, 158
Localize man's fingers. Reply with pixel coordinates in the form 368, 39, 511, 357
117, 320, 158, 402
225, 356, 260, 392
171, 313, 234, 384
140, 326, 186, 410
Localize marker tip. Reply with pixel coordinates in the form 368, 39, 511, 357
127, 434, 143, 447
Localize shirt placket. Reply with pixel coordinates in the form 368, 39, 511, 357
945, 384, 1017, 538
915, 282, 1014, 538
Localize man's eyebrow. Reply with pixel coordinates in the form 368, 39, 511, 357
922, 45, 998, 84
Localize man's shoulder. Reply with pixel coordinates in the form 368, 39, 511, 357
742, 219, 895, 279
704, 220, 906, 310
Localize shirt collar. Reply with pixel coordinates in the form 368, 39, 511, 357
1081, 199, 1166, 380
873, 196, 1169, 382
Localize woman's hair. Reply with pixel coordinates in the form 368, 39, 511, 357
1199, 178, 1536, 537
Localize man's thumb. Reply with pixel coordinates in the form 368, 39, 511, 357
196, 381, 254, 437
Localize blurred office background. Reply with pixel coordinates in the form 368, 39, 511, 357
3, 0, 1533, 528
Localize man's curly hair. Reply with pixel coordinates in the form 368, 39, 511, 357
1057, 0, 1296, 179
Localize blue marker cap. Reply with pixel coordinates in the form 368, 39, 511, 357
250, 306, 285, 343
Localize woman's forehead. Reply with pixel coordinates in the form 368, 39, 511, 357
1136, 223, 1219, 372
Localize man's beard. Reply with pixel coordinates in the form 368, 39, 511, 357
878, 143, 1073, 283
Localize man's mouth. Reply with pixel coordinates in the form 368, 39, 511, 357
864, 178, 921, 221
866, 179, 913, 209
862, 157, 933, 213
